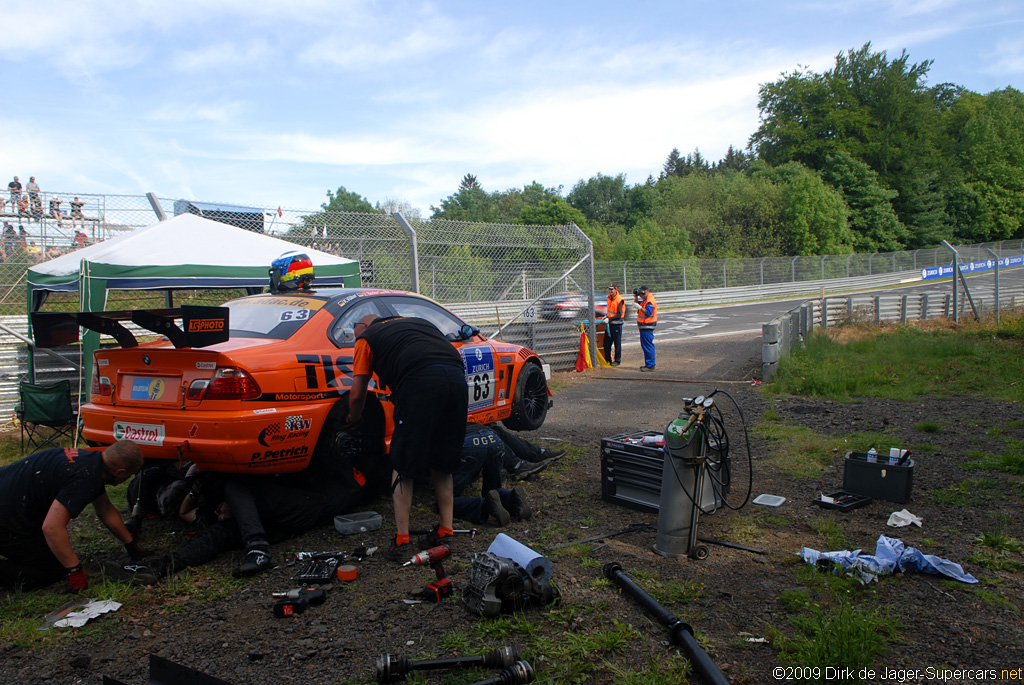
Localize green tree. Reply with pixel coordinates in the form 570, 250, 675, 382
953, 87, 1024, 241
322, 186, 376, 213
567, 173, 630, 226
751, 161, 853, 255
518, 197, 586, 227
751, 43, 949, 248
819, 151, 906, 251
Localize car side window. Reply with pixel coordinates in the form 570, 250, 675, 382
330, 301, 390, 346
385, 296, 464, 340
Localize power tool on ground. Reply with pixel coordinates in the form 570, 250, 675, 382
404, 545, 453, 602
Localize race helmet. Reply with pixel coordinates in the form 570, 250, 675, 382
269, 251, 315, 292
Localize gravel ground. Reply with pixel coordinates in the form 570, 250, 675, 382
2, 332, 1023, 684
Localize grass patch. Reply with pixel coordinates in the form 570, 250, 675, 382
778, 598, 902, 678
914, 421, 943, 433
965, 441, 1024, 475
766, 318, 1024, 402
808, 519, 849, 550
925, 479, 997, 506
752, 421, 844, 478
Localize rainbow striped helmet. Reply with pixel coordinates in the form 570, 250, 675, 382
271, 251, 315, 290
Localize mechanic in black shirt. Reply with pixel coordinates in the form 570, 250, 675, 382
0, 440, 144, 592
349, 315, 469, 560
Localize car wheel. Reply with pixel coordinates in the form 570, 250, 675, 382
503, 363, 548, 431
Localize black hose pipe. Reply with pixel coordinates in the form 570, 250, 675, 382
376, 645, 519, 683
604, 562, 729, 685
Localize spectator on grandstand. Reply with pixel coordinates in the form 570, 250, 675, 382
74, 230, 88, 248
46, 245, 63, 260
49, 197, 62, 221
8, 176, 21, 207
18, 195, 29, 221
30, 195, 43, 222
2, 223, 14, 250
26, 177, 40, 203
70, 197, 86, 230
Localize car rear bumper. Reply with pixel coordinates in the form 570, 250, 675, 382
80, 402, 334, 474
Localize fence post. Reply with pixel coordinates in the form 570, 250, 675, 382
759, 257, 766, 286
393, 213, 420, 294
723, 258, 729, 289
900, 294, 908, 324
921, 293, 929, 320
984, 247, 1001, 325
874, 296, 881, 326
821, 298, 828, 330
791, 256, 798, 282
682, 259, 688, 290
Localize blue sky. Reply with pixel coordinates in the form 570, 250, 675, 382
2, 0, 1022, 219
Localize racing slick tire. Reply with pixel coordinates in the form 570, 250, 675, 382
502, 363, 549, 432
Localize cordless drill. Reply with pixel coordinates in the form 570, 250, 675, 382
271, 586, 327, 617
404, 545, 453, 602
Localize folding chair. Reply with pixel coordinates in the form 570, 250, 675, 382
15, 380, 77, 453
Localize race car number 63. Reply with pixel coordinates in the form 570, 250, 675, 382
470, 373, 491, 401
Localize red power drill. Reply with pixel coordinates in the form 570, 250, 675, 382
403, 545, 452, 602
271, 586, 327, 618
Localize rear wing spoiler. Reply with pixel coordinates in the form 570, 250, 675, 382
32, 306, 230, 349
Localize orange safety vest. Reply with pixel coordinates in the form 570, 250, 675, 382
606, 291, 625, 323
636, 292, 658, 327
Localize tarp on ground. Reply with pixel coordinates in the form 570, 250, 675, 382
26, 213, 361, 386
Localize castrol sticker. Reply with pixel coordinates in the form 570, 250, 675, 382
113, 422, 165, 446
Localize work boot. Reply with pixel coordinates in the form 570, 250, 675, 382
234, 547, 273, 578
383, 538, 413, 562
640, 365, 656, 372
103, 561, 158, 587
539, 448, 566, 461
417, 525, 454, 550
509, 485, 533, 521
510, 456, 558, 481
485, 490, 511, 527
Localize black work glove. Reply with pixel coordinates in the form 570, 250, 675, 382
124, 538, 149, 561
66, 564, 87, 593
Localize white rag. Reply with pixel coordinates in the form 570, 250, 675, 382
887, 508, 923, 528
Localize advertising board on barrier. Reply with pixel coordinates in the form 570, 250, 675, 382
922, 255, 1024, 281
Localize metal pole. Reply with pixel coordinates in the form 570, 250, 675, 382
984, 247, 1000, 325
146, 192, 167, 221
942, 241, 959, 323
393, 212, 420, 294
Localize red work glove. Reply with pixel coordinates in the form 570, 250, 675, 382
124, 538, 149, 561
66, 564, 88, 593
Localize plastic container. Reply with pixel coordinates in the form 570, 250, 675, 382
334, 511, 383, 535
843, 452, 914, 503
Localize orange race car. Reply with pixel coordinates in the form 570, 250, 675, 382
32, 288, 551, 477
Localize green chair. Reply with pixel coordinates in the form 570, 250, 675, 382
15, 380, 77, 453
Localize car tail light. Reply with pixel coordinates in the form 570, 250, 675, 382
92, 374, 112, 397
187, 367, 260, 400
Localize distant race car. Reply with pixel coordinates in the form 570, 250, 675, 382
539, 291, 608, 321
33, 288, 551, 476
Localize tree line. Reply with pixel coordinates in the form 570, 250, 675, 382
305, 43, 1024, 260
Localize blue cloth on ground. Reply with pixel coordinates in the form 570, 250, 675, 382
798, 535, 977, 584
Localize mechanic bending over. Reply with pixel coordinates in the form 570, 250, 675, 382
0, 441, 145, 593
348, 315, 469, 561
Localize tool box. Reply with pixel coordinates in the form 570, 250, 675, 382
842, 451, 914, 503
600, 430, 666, 513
